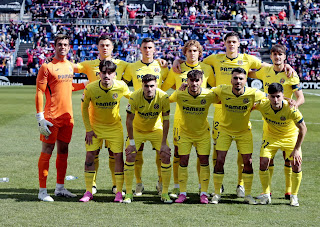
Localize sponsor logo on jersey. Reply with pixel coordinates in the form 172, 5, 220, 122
220, 67, 234, 72
154, 104, 159, 109
138, 111, 159, 117
137, 75, 160, 79
96, 101, 118, 107
225, 104, 248, 110
243, 98, 249, 104
280, 78, 285, 84
280, 116, 286, 121
183, 106, 205, 112
201, 99, 206, 105
112, 93, 118, 99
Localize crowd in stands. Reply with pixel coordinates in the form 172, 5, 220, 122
1, 0, 320, 81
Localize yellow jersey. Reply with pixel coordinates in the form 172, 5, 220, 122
123, 60, 169, 90
81, 80, 131, 132
255, 99, 303, 138
77, 58, 128, 81
256, 66, 301, 98
169, 88, 216, 138
126, 88, 170, 132
211, 84, 266, 135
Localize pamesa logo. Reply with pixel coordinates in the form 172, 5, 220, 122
0, 76, 23, 86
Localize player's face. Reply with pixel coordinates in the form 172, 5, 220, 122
269, 92, 284, 109
140, 42, 155, 59
143, 80, 157, 99
98, 39, 113, 58
100, 71, 116, 87
186, 45, 199, 63
225, 36, 240, 54
270, 51, 286, 66
187, 77, 203, 93
55, 39, 70, 56
231, 72, 246, 91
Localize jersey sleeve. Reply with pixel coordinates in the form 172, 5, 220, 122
210, 86, 221, 104
162, 94, 170, 113
126, 95, 136, 114
123, 63, 132, 82
116, 60, 129, 80
290, 108, 304, 124
77, 61, 87, 74
202, 54, 216, 66
81, 87, 93, 132
255, 67, 266, 80
290, 73, 301, 92
247, 54, 262, 70
254, 90, 267, 102
169, 91, 177, 103
206, 65, 216, 87
122, 81, 132, 99
161, 69, 176, 91
35, 64, 49, 113
161, 66, 169, 81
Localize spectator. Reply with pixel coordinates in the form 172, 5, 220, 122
278, 9, 286, 22
16, 56, 23, 76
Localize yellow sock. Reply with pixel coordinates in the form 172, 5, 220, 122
291, 171, 302, 195
84, 171, 95, 193
284, 165, 292, 194
161, 163, 171, 194
173, 156, 180, 185
109, 155, 116, 186
92, 155, 99, 187
115, 172, 124, 193
124, 161, 135, 194
242, 173, 253, 196
135, 151, 143, 184
259, 170, 270, 194
200, 165, 210, 193
237, 152, 244, 186
178, 165, 188, 193
156, 152, 162, 183
269, 164, 274, 189
197, 157, 201, 185
213, 173, 224, 195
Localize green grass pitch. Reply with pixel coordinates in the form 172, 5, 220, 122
0, 86, 319, 226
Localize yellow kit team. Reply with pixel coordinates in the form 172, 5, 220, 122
74, 34, 306, 206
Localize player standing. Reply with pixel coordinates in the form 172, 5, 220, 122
124, 74, 171, 203
210, 68, 266, 205
122, 38, 169, 196
79, 60, 131, 202
161, 40, 215, 197
35, 34, 83, 202
254, 83, 307, 206
249, 44, 304, 199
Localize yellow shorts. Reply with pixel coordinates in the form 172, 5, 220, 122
173, 118, 181, 147
212, 106, 222, 140
215, 129, 253, 154
86, 124, 124, 153
126, 128, 163, 151
178, 131, 211, 156
260, 134, 301, 160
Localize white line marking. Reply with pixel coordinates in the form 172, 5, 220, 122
304, 92, 320, 97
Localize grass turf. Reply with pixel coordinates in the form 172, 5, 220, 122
0, 86, 319, 226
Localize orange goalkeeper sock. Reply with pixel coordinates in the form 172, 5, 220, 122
38, 152, 52, 188
56, 153, 68, 185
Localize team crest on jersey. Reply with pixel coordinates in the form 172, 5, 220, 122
280, 116, 286, 121
154, 67, 160, 73
127, 104, 131, 111
280, 78, 285, 84
154, 104, 159, 109
201, 99, 206, 105
243, 98, 249, 104
112, 93, 118, 99
237, 60, 243, 65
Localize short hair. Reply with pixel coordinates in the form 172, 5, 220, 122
187, 70, 203, 79
268, 83, 283, 94
231, 67, 247, 75
97, 35, 113, 45
54, 34, 70, 46
270, 44, 286, 55
142, 74, 157, 83
141, 37, 154, 45
99, 60, 117, 74
182, 40, 203, 58
223, 31, 240, 42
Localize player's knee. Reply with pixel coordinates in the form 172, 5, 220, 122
179, 155, 189, 166
259, 158, 269, 171
113, 152, 123, 161
41, 142, 55, 154
138, 143, 144, 151
174, 146, 179, 157
198, 155, 209, 165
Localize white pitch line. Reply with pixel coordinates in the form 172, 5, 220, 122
304, 92, 320, 96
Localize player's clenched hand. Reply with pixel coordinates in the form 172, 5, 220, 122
179, 83, 188, 91
156, 58, 168, 68
290, 149, 302, 166
125, 145, 137, 156
284, 64, 295, 78
172, 59, 183, 73
36, 112, 53, 136
286, 98, 298, 109
160, 144, 171, 156
85, 131, 97, 145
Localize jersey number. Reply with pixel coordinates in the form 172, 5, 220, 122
262, 140, 269, 148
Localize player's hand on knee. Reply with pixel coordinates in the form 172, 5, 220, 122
85, 131, 97, 145
290, 149, 302, 165
178, 83, 188, 91
160, 144, 171, 156
125, 145, 137, 156
36, 112, 53, 136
